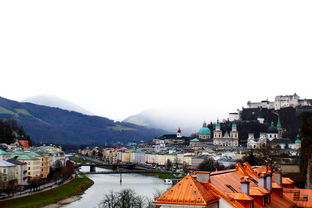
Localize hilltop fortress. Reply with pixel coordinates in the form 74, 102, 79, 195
247, 93, 312, 110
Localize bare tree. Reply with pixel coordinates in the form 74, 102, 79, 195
100, 189, 146, 208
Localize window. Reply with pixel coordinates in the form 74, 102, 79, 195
3, 169, 6, 174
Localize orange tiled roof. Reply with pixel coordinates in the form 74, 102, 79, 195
250, 187, 266, 196
155, 163, 297, 208
243, 162, 258, 177
228, 193, 254, 201
209, 166, 295, 208
153, 175, 219, 205
283, 177, 295, 185
272, 182, 282, 189
284, 188, 312, 208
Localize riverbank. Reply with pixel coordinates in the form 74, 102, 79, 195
0, 176, 94, 208
144, 172, 186, 179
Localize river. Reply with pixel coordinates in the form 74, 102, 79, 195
62, 166, 170, 208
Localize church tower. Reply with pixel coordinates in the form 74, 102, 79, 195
230, 122, 238, 139
213, 120, 222, 138
177, 128, 182, 138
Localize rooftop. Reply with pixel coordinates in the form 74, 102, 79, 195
0, 159, 16, 167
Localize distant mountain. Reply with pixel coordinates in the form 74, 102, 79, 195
0, 97, 168, 145
23, 95, 93, 115
123, 107, 224, 135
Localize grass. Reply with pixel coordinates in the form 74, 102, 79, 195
0, 107, 16, 115
70, 156, 95, 164
14, 108, 32, 116
0, 176, 94, 208
124, 117, 148, 127
145, 172, 185, 179
108, 125, 136, 131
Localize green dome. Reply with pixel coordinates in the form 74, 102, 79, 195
198, 127, 211, 135
295, 139, 301, 144
0, 149, 8, 155
191, 138, 199, 142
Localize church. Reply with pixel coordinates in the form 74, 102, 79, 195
213, 122, 239, 147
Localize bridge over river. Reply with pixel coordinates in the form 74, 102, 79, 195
82, 169, 167, 174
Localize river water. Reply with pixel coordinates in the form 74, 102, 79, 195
62, 167, 170, 208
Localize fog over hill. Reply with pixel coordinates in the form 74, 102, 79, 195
23, 95, 94, 115
123, 107, 229, 135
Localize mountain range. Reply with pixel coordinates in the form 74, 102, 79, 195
0, 96, 169, 145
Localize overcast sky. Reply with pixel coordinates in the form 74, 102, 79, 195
0, 0, 311, 121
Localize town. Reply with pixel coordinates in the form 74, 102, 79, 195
0, 93, 312, 208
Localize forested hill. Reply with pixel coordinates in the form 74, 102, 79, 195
0, 97, 168, 145
0, 119, 27, 144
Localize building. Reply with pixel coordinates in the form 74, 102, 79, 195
247, 133, 267, 149
0, 149, 10, 160
153, 128, 188, 146
213, 123, 239, 147
6, 158, 28, 185
198, 122, 211, 139
247, 93, 312, 110
247, 122, 283, 149
12, 153, 41, 179
0, 160, 16, 182
229, 112, 240, 121
154, 162, 297, 208
17, 136, 30, 148
30, 152, 50, 178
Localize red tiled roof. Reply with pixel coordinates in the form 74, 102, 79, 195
272, 182, 282, 189
154, 163, 297, 208
153, 175, 219, 205
282, 177, 295, 185
228, 193, 254, 201
284, 188, 312, 207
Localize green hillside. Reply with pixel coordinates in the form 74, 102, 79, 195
0, 96, 168, 145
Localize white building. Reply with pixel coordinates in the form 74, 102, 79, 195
229, 112, 240, 121
213, 123, 239, 147
247, 93, 312, 110
6, 158, 28, 185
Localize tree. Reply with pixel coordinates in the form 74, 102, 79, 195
197, 158, 225, 171
300, 112, 312, 188
166, 159, 173, 170
242, 150, 258, 166
100, 189, 146, 208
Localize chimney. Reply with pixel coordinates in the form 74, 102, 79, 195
258, 172, 267, 189
241, 177, 251, 195
196, 171, 210, 183
266, 172, 272, 191
275, 172, 282, 186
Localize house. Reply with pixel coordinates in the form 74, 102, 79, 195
6, 158, 28, 186
12, 153, 41, 179
0, 160, 16, 183
0, 149, 10, 160
154, 162, 297, 208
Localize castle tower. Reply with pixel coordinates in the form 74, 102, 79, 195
230, 122, 238, 139
213, 120, 222, 138
177, 128, 182, 138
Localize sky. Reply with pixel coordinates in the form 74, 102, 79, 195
0, 0, 311, 122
